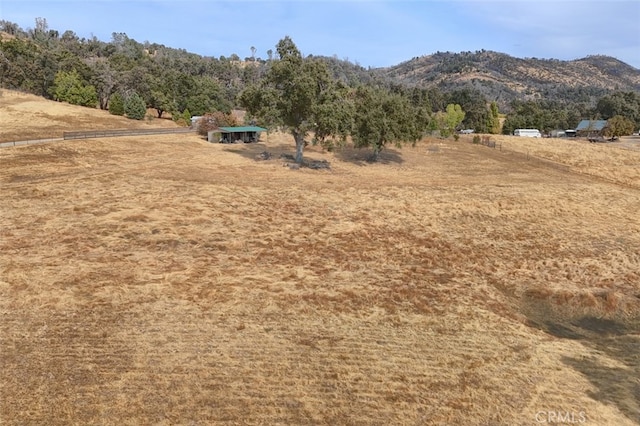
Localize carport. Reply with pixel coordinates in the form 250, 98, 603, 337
208, 126, 267, 143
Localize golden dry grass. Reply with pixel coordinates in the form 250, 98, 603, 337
1, 91, 639, 425
0, 90, 178, 143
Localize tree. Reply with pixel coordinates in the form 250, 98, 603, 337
239, 36, 338, 163
351, 85, 423, 161
196, 111, 239, 136
88, 58, 115, 110
30, 17, 50, 44
603, 115, 634, 140
447, 88, 488, 132
435, 103, 465, 137
124, 92, 146, 120
312, 81, 354, 150
147, 71, 176, 118
50, 69, 97, 107
596, 91, 640, 130
109, 92, 125, 115
488, 101, 501, 134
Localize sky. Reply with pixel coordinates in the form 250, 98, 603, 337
1, 0, 639, 69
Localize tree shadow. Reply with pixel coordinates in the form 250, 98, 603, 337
524, 305, 640, 423
561, 332, 640, 424
215, 138, 405, 168
216, 140, 332, 170
332, 145, 405, 166
217, 140, 290, 162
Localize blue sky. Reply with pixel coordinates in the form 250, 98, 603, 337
1, 0, 639, 68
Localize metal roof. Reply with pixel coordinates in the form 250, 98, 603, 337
218, 126, 267, 133
575, 120, 608, 131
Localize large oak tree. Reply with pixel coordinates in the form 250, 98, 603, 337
351, 85, 425, 161
239, 36, 338, 163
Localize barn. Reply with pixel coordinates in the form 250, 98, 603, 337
575, 120, 608, 137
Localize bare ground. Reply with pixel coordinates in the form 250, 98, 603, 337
1, 92, 639, 425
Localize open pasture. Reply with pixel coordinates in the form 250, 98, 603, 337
1, 93, 639, 425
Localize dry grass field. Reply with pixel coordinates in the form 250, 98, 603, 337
1, 91, 639, 425
0, 90, 177, 143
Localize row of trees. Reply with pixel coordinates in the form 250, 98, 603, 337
2, 19, 638, 157
0, 18, 241, 118
240, 37, 467, 162
501, 91, 640, 136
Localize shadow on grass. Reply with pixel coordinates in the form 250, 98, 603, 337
218, 141, 290, 161
217, 139, 405, 167
216, 140, 332, 170
561, 333, 640, 424
523, 299, 640, 423
332, 145, 405, 166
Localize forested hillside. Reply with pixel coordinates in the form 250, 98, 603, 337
2, 18, 639, 137
381, 50, 640, 109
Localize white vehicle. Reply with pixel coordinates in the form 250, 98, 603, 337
513, 129, 541, 138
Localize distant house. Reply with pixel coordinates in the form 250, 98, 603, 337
207, 126, 267, 143
575, 120, 608, 137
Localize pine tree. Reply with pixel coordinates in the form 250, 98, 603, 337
124, 92, 146, 120
108, 92, 124, 116
488, 101, 501, 134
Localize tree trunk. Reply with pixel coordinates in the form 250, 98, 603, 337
370, 147, 380, 162
370, 137, 383, 162
99, 93, 110, 110
293, 130, 305, 163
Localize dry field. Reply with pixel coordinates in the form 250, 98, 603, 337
1, 91, 639, 425
0, 90, 177, 143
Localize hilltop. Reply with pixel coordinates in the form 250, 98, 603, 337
377, 51, 640, 108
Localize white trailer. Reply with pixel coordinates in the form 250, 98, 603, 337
513, 129, 541, 138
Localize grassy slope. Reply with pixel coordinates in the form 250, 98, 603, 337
0, 90, 178, 143
1, 91, 639, 425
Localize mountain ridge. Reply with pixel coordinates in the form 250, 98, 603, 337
375, 50, 640, 108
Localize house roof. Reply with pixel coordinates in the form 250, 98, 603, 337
575, 120, 608, 131
218, 126, 267, 133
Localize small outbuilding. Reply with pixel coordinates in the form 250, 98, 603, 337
207, 126, 268, 143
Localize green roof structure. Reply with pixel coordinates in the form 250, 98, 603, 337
217, 126, 267, 133
208, 126, 268, 143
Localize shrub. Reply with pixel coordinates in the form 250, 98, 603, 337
172, 109, 192, 127
472, 135, 481, 144
124, 92, 146, 120
196, 111, 239, 136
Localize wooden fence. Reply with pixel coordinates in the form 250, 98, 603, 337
63, 127, 194, 140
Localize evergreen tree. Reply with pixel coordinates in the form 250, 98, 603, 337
488, 101, 501, 134
124, 92, 146, 120
109, 92, 125, 116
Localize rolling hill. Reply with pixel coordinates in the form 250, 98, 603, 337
377, 50, 640, 108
